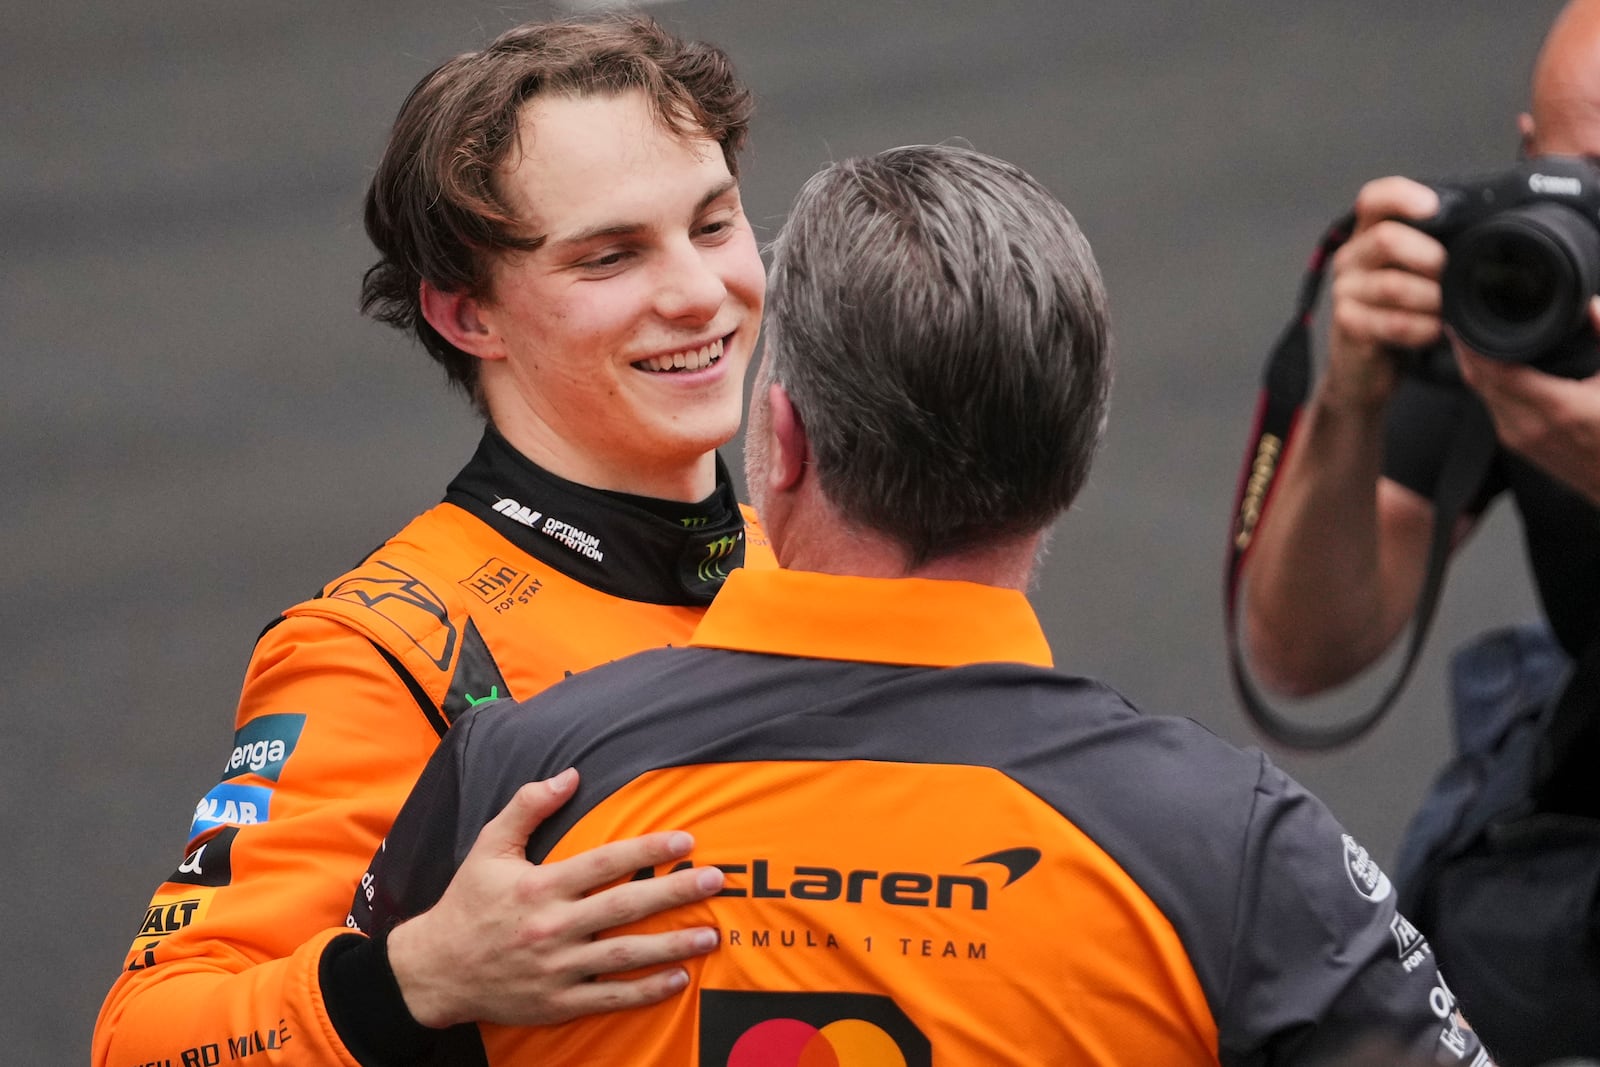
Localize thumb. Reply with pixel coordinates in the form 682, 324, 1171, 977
1588, 295, 1600, 336
472, 768, 579, 859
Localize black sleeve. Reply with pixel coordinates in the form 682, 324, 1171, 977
320, 934, 444, 1066
1382, 371, 1502, 515
1219, 756, 1495, 1067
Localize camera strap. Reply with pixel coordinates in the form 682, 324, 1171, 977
1224, 212, 1500, 750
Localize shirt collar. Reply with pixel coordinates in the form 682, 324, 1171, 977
690, 566, 1054, 668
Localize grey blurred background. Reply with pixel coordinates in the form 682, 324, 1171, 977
4, 1, 1564, 1058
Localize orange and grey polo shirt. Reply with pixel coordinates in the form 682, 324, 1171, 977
349, 567, 1488, 1066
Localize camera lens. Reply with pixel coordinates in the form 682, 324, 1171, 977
1461, 235, 1558, 325
1441, 201, 1600, 362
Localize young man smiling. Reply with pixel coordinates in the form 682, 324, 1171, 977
94, 16, 772, 1066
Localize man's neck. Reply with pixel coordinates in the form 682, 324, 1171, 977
488, 417, 718, 503
771, 488, 1043, 593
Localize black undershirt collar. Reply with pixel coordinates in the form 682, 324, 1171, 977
443, 425, 748, 606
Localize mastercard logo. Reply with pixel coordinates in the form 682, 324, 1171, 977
727, 1017, 908, 1067
701, 989, 929, 1067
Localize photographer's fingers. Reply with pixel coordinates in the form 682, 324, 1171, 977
1351, 175, 1441, 230
1325, 218, 1449, 394
1331, 265, 1442, 341
1456, 346, 1600, 505
1336, 218, 1448, 282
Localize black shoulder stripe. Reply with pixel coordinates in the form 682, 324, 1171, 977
255, 614, 289, 645
369, 640, 451, 738
440, 618, 513, 728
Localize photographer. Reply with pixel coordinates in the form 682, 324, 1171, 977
1240, 1, 1600, 1062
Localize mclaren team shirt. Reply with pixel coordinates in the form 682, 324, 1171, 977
351, 567, 1493, 1066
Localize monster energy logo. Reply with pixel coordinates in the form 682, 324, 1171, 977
681, 516, 710, 528
697, 534, 740, 583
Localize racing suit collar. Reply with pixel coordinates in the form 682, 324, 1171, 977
444, 425, 747, 606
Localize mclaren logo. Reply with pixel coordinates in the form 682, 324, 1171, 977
638, 847, 1041, 911
697, 534, 741, 583
967, 846, 1041, 886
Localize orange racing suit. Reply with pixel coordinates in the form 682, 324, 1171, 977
92, 426, 770, 1067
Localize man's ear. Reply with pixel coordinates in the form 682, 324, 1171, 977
764, 382, 810, 493
1518, 111, 1537, 158
419, 281, 502, 361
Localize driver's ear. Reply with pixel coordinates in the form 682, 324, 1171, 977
1518, 112, 1537, 159
420, 281, 503, 361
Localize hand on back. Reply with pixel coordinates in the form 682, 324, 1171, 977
384, 769, 724, 1029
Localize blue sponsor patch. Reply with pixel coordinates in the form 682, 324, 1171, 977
220, 713, 306, 783
189, 783, 273, 841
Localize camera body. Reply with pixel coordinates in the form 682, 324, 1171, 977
1408, 155, 1600, 371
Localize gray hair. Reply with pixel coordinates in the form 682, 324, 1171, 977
762, 143, 1112, 565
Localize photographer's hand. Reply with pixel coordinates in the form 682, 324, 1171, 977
1242, 176, 1453, 696
1324, 177, 1446, 410
1455, 299, 1600, 506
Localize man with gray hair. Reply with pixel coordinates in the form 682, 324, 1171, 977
350, 144, 1491, 1064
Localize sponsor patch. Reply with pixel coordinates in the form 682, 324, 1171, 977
697, 534, 740, 583
1390, 912, 1433, 973
459, 558, 532, 604
327, 561, 456, 670
1429, 974, 1473, 1059
699, 990, 930, 1067
541, 516, 604, 562
189, 783, 272, 841
492, 497, 542, 529
221, 713, 305, 783
123, 887, 216, 972
1341, 833, 1392, 902
168, 826, 238, 888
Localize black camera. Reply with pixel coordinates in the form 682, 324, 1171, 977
1410, 155, 1600, 370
